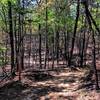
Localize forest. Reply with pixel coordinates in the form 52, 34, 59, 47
0, 0, 100, 100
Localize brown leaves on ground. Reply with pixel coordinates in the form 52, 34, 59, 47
0, 68, 100, 100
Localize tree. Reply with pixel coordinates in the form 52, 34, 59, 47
8, 0, 15, 76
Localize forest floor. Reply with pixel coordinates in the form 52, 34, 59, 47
0, 67, 100, 100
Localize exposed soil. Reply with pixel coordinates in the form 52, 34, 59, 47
0, 68, 100, 100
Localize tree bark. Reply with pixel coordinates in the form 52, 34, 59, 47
68, 0, 80, 67
8, 1, 15, 76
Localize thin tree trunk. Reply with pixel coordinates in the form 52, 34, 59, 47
44, 0, 49, 69
38, 24, 42, 69
84, 1, 99, 89
20, 0, 25, 70
8, 1, 15, 76
80, 31, 85, 67
68, 0, 80, 67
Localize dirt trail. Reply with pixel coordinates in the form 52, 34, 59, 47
0, 68, 100, 100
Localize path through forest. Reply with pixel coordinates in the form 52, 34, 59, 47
0, 68, 100, 100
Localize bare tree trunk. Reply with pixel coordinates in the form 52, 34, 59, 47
44, 0, 49, 69
92, 31, 99, 90
84, 0, 99, 89
14, 14, 18, 71
83, 1, 100, 35
8, 1, 15, 76
80, 31, 85, 67
38, 24, 42, 69
68, 0, 80, 67
56, 30, 59, 66
28, 22, 32, 67
20, 0, 25, 70
52, 34, 55, 69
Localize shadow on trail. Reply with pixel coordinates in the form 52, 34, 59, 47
0, 80, 64, 100
0, 68, 100, 100
25, 72, 54, 82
